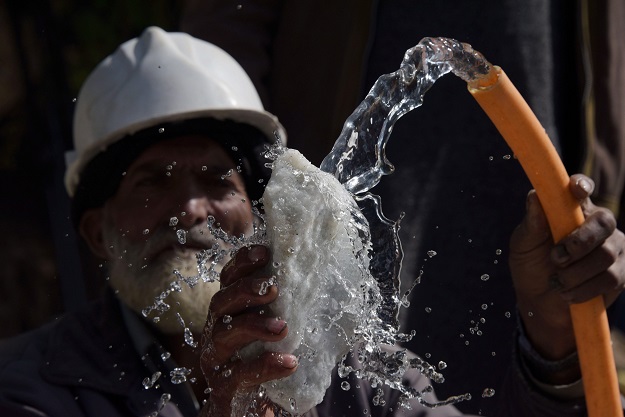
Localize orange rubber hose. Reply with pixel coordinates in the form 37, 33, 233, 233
468, 66, 622, 417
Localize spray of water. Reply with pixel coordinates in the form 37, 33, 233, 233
143, 37, 493, 415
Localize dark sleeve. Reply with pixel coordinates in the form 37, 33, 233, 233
494, 335, 594, 416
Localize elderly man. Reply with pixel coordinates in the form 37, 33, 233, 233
0, 27, 623, 417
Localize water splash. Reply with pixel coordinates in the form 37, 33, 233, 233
149, 37, 491, 414
320, 37, 491, 193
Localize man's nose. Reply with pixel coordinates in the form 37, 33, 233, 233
176, 189, 214, 229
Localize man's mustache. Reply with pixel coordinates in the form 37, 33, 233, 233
140, 225, 223, 262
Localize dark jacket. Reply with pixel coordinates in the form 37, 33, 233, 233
0, 292, 595, 416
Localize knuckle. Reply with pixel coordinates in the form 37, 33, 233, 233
591, 209, 616, 233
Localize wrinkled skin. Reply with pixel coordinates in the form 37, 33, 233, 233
200, 174, 625, 416
199, 245, 298, 417
510, 174, 625, 383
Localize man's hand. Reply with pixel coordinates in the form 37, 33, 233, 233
199, 245, 298, 417
509, 174, 625, 372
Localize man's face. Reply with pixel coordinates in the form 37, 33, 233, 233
96, 135, 254, 334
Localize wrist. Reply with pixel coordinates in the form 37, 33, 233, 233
517, 312, 581, 385
516, 297, 576, 360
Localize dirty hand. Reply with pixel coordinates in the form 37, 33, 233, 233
509, 174, 625, 368
198, 245, 298, 417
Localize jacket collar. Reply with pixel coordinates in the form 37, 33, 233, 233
40, 290, 198, 415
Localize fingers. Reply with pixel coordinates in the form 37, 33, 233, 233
569, 174, 595, 201
199, 243, 296, 411
220, 245, 270, 287
201, 350, 298, 411
235, 351, 298, 389
510, 190, 551, 254
210, 312, 288, 363
552, 226, 625, 303
551, 207, 616, 266
210, 274, 279, 319
548, 184, 624, 303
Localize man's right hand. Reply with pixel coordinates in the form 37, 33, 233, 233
199, 245, 298, 417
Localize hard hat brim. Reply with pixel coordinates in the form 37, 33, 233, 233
65, 108, 286, 197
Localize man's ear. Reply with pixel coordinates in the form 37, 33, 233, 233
79, 208, 109, 260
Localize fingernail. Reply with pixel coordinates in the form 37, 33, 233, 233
553, 245, 570, 263
266, 318, 287, 334
278, 354, 298, 369
576, 177, 592, 194
248, 245, 266, 263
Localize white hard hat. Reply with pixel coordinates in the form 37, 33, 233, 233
64, 26, 286, 197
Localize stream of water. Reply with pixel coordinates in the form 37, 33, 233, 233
145, 36, 496, 416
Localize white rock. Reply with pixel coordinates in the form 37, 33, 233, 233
240, 148, 375, 413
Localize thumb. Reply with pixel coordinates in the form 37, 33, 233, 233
511, 190, 552, 253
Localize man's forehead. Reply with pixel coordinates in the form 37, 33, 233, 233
129, 135, 236, 171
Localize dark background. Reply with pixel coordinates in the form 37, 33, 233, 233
0, 0, 183, 338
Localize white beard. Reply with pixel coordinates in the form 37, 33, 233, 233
103, 220, 225, 335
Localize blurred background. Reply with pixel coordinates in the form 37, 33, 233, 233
0, 0, 183, 338
3, 0, 625, 408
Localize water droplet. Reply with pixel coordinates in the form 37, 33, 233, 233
184, 328, 197, 348
142, 371, 161, 389
259, 277, 277, 295
158, 128, 165, 133
177, 229, 187, 244
223, 315, 232, 323
481, 304, 488, 310
220, 169, 234, 180
504, 311, 511, 318
426, 250, 437, 258
495, 249, 502, 255
142, 229, 150, 235
503, 155, 511, 160
170, 367, 191, 384
480, 274, 489, 281
161, 351, 171, 361
169, 217, 179, 226
438, 361, 447, 370
231, 146, 239, 151
341, 381, 351, 391
482, 388, 495, 398
528, 311, 534, 317
425, 307, 432, 313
